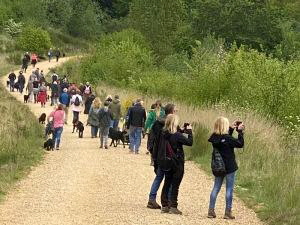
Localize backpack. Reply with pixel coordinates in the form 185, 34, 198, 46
74, 96, 80, 106
157, 133, 178, 171
211, 147, 226, 177
84, 86, 91, 94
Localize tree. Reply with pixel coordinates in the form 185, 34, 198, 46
129, 0, 186, 59
4, 19, 23, 38
17, 27, 52, 54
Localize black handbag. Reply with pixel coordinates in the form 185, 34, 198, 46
211, 147, 226, 177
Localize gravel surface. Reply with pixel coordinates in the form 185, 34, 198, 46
0, 59, 264, 225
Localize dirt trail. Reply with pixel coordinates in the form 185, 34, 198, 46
0, 59, 263, 225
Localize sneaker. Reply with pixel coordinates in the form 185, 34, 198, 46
104, 146, 108, 149
147, 200, 161, 209
161, 207, 170, 213
207, 208, 216, 218
56, 147, 60, 150
169, 207, 182, 215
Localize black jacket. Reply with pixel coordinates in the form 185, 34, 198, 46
148, 116, 166, 157
8, 73, 16, 81
163, 129, 193, 160
18, 74, 26, 85
208, 127, 244, 174
127, 103, 146, 128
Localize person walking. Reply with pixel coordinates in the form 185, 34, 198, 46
21, 55, 29, 73
32, 78, 40, 103
109, 95, 122, 130
51, 72, 59, 83
38, 82, 47, 107
48, 104, 65, 150
88, 97, 101, 138
26, 81, 34, 102
98, 101, 113, 149
29, 70, 37, 82
48, 48, 53, 62
159, 114, 193, 215
127, 99, 146, 154
70, 91, 83, 125
55, 48, 61, 62
8, 71, 16, 92
83, 82, 92, 103
31, 53, 38, 68
50, 81, 60, 106
17, 71, 26, 94
146, 104, 175, 209
207, 117, 244, 219
84, 94, 95, 114
59, 88, 71, 124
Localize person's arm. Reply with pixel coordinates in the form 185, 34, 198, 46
178, 129, 193, 146
229, 131, 244, 148
144, 112, 154, 130
127, 108, 132, 129
47, 111, 54, 122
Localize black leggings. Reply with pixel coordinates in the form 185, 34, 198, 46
73, 111, 79, 124
161, 160, 184, 208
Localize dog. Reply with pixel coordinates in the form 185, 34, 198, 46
39, 113, 46, 124
44, 138, 54, 151
45, 121, 54, 138
73, 121, 84, 138
24, 94, 29, 103
109, 128, 127, 148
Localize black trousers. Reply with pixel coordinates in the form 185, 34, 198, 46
73, 111, 79, 124
161, 160, 184, 208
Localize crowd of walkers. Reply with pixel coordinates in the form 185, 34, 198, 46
8, 54, 245, 219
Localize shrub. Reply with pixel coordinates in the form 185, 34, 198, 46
4, 19, 23, 38
17, 27, 51, 54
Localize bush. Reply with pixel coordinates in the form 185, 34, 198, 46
5, 52, 22, 65
17, 27, 51, 54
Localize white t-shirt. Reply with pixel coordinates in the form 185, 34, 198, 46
70, 94, 83, 112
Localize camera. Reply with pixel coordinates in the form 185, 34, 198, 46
183, 123, 190, 128
235, 121, 242, 126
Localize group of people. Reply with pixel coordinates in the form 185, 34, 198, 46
47, 48, 64, 62
21, 52, 38, 73
11, 56, 245, 219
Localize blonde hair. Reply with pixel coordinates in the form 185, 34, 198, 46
92, 97, 101, 109
214, 116, 229, 135
164, 114, 179, 134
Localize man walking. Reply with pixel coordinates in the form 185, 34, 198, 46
109, 95, 121, 130
17, 71, 26, 94
8, 71, 16, 92
59, 88, 71, 124
127, 99, 146, 154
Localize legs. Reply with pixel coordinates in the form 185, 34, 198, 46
113, 119, 119, 130
209, 176, 224, 209
149, 167, 165, 201
91, 125, 98, 138
225, 172, 236, 210
9, 81, 15, 92
129, 126, 142, 153
99, 127, 109, 148
169, 162, 184, 208
161, 170, 173, 208
63, 106, 69, 124
53, 127, 63, 149
72, 111, 79, 124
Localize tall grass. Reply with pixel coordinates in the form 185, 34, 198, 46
0, 60, 44, 200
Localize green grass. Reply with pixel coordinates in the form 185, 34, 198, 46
0, 59, 44, 201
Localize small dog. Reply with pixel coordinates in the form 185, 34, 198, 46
109, 128, 127, 148
39, 113, 46, 124
73, 121, 84, 138
24, 94, 29, 103
44, 138, 54, 151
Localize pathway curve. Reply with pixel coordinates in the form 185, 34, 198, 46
0, 59, 263, 225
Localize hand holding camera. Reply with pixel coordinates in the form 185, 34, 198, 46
233, 120, 245, 131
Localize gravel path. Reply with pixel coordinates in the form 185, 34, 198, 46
0, 59, 263, 225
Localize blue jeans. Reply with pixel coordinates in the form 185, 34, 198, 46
149, 167, 165, 200
209, 172, 236, 209
53, 127, 63, 148
129, 126, 142, 152
91, 125, 98, 137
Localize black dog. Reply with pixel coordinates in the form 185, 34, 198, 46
24, 94, 29, 103
44, 138, 54, 151
109, 128, 127, 148
39, 113, 46, 124
73, 121, 84, 138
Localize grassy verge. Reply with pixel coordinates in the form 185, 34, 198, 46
55, 58, 299, 225
0, 59, 44, 201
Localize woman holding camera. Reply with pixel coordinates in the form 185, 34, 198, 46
160, 114, 193, 215
207, 117, 244, 219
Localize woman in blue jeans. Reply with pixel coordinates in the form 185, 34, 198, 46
48, 104, 65, 150
208, 117, 244, 219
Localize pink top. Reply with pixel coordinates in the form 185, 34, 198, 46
49, 110, 65, 128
